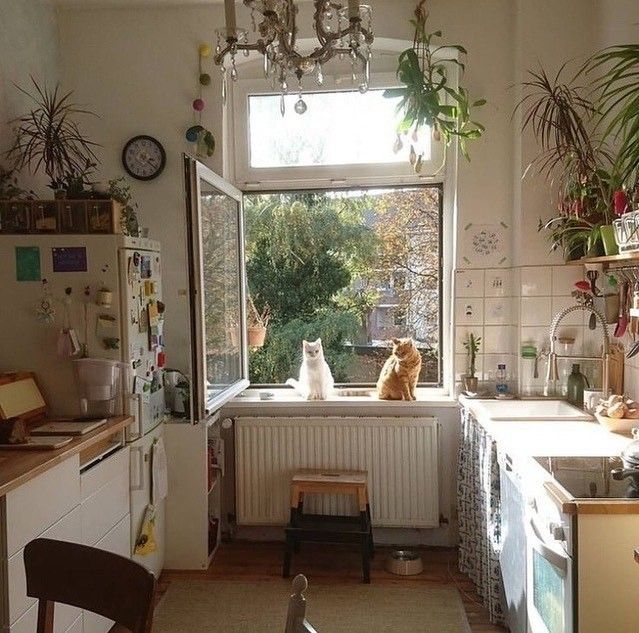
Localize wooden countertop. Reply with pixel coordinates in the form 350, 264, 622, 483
0, 416, 133, 497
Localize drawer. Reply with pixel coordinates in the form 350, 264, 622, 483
80, 448, 129, 502
9, 602, 79, 633
7, 506, 82, 625
83, 514, 131, 633
81, 470, 129, 546
6, 457, 80, 557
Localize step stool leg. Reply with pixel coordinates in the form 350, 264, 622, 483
283, 533, 294, 578
360, 536, 371, 583
366, 502, 375, 559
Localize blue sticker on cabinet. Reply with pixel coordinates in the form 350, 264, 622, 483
52, 247, 88, 272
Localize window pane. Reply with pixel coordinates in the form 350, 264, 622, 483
244, 187, 442, 386
248, 89, 431, 168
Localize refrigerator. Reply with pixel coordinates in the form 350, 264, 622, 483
0, 234, 166, 576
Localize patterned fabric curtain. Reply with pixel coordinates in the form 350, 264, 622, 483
457, 408, 505, 625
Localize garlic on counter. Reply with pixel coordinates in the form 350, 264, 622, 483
596, 394, 639, 419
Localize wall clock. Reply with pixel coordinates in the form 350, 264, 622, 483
122, 135, 166, 181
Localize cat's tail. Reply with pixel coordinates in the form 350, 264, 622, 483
286, 378, 305, 397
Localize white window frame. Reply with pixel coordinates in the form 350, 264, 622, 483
223, 46, 459, 396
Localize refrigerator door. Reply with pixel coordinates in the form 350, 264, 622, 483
119, 244, 165, 441
129, 422, 165, 577
184, 155, 250, 422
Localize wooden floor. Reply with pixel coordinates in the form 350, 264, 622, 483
160, 541, 506, 632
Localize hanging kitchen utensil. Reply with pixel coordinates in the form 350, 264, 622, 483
614, 280, 628, 337
587, 269, 600, 296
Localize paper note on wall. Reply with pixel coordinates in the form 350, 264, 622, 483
15, 247, 41, 282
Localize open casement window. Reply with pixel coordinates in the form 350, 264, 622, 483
184, 156, 250, 420
229, 72, 446, 190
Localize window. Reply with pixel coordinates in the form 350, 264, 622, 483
244, 186, 443, 386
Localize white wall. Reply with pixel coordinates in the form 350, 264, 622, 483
0, 0, 60, 193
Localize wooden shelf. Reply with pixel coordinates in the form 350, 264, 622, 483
569, 251, 639, 266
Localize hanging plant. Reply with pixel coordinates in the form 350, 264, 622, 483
383, 0, 486, 171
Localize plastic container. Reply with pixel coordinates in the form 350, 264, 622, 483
520, 345, 537, 396
73, 358, 123, 416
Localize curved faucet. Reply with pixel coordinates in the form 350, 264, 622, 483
546, 303, 610, 397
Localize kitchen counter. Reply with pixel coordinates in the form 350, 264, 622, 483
460, 397, 639, 514
0, 415, 133, 497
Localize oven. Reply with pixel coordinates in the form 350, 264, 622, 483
526, 511, 574, 633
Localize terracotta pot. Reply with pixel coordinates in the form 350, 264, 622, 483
248, 325, 267, 347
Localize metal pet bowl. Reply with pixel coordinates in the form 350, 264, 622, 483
385, 549, 424, 576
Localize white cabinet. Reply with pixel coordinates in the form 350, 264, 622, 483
1, 448, 132, 633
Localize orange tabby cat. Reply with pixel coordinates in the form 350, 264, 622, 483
376, 338, 422, 401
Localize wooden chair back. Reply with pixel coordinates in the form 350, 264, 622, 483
285, 574, 318, 633
24, 538, 155, 633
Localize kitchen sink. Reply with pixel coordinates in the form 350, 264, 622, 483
472, 399, 593, 421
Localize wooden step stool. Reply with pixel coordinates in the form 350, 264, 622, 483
283, 469, 374, 583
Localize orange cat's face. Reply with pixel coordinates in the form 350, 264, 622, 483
391, 337, 416, 359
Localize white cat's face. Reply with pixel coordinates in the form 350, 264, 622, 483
303, 338, 323, 360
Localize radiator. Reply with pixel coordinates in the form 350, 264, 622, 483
235, 416, 440, 528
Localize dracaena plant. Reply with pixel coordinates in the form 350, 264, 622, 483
383, 0, 486, 172
5, 78, 100, 192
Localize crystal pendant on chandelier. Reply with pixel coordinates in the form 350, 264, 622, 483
214, 1, 374, 113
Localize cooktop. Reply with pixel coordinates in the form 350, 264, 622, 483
534, 456, 637, 499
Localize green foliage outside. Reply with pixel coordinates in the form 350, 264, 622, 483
244, 192, 381, 383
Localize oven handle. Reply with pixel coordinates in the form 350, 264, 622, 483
526, 516, 569, 576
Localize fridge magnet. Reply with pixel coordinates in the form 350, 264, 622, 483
147, 301, 160, 350
16, 246, 41, 282
139, 307, 148, 333
52, 247, 88, 272
140, 255, 152, 279
35, 279, 56, 324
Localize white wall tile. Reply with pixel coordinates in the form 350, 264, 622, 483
551, 296, 583, 325
455, 353, 483, 380
484, 269, 512, 297
520, 296, 551, 326
552, 265, 583, 296
483, 354, 517, 382
455, 269, 485, 297
455, 326, 484, 354
520, 266, 552, 296
484, 297, 512, 325
484, 325, 512, 354
456, 298, 484, 325
520, 326, 551, 350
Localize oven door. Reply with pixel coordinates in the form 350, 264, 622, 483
526, 515, 574, 633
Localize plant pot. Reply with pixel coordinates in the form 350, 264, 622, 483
248, 325, 267, 347
53, 188, 67, 200
586, 234, 605, 258
600, 224, 619, 256
462, 375, 478, 394
563, 241, 586, 262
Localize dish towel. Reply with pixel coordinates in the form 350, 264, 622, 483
152, 436, 169, 503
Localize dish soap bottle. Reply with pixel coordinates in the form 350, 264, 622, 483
496, 363, 508, 396
566, 364, 589, 407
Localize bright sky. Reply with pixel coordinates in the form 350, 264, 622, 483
248, 88, 431, 168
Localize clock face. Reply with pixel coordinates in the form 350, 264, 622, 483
122, 135, 166, 180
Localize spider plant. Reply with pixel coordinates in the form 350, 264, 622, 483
586, 44, 639, 191
383, 0, 485, 170
6, 78, 100, 193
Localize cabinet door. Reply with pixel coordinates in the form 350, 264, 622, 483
6, 457, 80, 556
82, 514, 131, 633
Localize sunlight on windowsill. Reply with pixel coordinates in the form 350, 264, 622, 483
225, 387, 458, 412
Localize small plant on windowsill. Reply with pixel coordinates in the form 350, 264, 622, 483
462, 332, 481, 395
247, 294, 270, 348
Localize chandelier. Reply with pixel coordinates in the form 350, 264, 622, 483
215, 0, 374, 115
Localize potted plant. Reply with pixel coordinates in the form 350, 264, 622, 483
5, 79, 100, 198
462, 332, 481, 394
383, 0, 486, 171
0, 165, 35, 200
247, 294, 270, 348
107, 176, 140, 237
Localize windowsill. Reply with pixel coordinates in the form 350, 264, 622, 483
221, 387, 459, 415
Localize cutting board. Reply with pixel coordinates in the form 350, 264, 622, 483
31, 419, 107, 436
0, 435, 74, 450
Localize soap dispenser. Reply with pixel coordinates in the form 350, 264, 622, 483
566, 363, 589, 407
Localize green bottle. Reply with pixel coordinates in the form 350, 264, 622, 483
566, 364, 589, 408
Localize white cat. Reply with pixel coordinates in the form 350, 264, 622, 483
286, 338, 334, 400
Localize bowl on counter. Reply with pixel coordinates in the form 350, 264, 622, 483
595, 412, 637, 434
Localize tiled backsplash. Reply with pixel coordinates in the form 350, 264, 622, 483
454, 264, 607, 395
